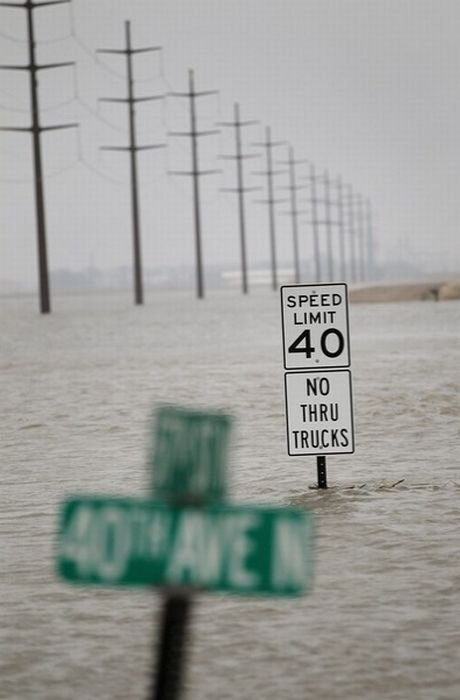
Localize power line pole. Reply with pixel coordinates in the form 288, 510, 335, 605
98, 20, 164, 306
365, 198, 375, 280
320, 170, 335, 283
346, 184, 358, 284
218, 103, 259, 295
252, 126, 287, 291
168, 69, 219, 300
354, 193, 366, 282
277, 146, 308, 284
335, 176, 347, 282
303, 163, 322, 283
0, 0, 77, 314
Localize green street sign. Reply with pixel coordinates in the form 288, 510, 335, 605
57, 497, 314, 597
149, 406, 232, 502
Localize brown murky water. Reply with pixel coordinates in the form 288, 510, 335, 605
1, 288, 459, 699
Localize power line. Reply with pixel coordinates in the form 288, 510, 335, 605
0, 29, 26, 43
0, 174, 32, 183
75, 126, 126, 185
68, 3, 125, 82
0, 100, 30, 113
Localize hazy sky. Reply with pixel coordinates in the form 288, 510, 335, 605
1, 0, 459, 287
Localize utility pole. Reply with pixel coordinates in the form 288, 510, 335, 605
365, 198, 375, 280
335, 176, 347, 282
346, 185, 358, 284
277, 146, 308, 284
0, 0, 77, 314
303, 163, 322, 284
320, 170, 334, 283
218, 103, 259, 295
252, 127, 287, 291
354, 193, 366, 282
98, 21, 164, 306
168, 69, 219, 300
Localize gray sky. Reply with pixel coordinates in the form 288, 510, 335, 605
1, 0, 459, 287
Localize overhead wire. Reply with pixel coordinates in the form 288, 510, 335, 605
0, 5, 241, 214
0, 174, 32, 183
0, 29, 26, 44
68, 3, 126, 82
0, 100, 30, 113
0, 4, 150, 197
75, 126, 126, 186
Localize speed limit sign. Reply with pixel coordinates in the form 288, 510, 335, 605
281, 283, 351, 370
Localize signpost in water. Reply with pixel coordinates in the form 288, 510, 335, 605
56, 405, 315, 700
284, 370, 354, 456
281, 283, 355, 488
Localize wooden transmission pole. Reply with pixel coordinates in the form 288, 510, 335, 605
346, 184, 358, 284
168, 69, 220, 299
354, 193, 366, 282
218, 103, 259, 294
335, 176, 347, 282
319, 170, 335, 283
277, 146, 308, 284
0, 0, 77, 314
98, 20, 164, 306
302, 163, 322, 283
252, 127, 287, 291
365, 198, 375, 280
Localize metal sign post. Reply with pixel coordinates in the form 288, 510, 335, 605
281, 283, 355, 488
317, 455, 327, 489
148, 406, 231, 700
152, 592, 191, 700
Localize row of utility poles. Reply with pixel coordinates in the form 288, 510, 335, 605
0, 4, 375, 313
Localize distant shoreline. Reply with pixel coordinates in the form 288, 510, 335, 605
349, 280, 460, 303
2, 279, 460, 303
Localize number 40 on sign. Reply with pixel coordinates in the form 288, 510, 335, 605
281, 283, 351, 370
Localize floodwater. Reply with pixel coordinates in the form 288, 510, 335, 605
1, 287, 459, 700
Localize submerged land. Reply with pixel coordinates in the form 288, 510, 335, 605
349, 280, 460, 303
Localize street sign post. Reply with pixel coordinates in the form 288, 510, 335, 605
146, 406, 233, 698
281, 283, 355, 487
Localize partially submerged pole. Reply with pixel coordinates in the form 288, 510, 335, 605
317, 455, 328, 489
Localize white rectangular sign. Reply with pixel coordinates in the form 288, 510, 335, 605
281, 283, 350, 370
284, 370, 355, 456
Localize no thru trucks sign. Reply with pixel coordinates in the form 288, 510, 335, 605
284, 370, 354, 456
